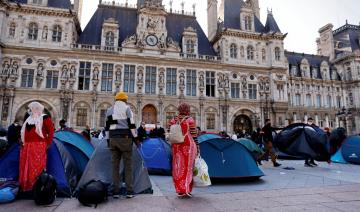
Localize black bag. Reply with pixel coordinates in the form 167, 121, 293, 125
77, 180, 108, 207
33, 172, 57, 205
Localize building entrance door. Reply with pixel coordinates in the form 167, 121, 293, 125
233, 115, 253, 134
142, 104, 157, 124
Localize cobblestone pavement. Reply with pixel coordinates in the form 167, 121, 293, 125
3, 160, 360, 212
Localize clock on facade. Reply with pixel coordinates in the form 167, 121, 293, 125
146, 35, 158, 46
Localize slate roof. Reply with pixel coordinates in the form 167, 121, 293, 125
264, 13, 281, 33
285, 51, 340, 80
219, 0, 265, 33
78, 5, 216, 56
9, 0, 72, 9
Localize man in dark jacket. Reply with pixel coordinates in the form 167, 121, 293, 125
260, 119, 281, 167
105, 91, 138, 199
152, 122, 166, 140
137, 122, 147, 142
7, 119, 21, 146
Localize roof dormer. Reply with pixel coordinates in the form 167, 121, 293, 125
240, 2, 255, 32
101, 18, 119, 49
28, 0, 48, 6
182, 26, 198, 55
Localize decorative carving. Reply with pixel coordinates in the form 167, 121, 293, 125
1, 61, 10, 76
93, 67, 99, 80
122, 34, 137, 47
61, 64, 69, 79
69, 65, 76, 78
137, 68, 144, 83
158, 33, 166, 50
10, 61, 18, 75
224, 74, 229, 88
179, 72, 185, 87
147, 17, 159, 30
36, 63, 45, 77
115, 66, 122, 82
199, 73, 205, 87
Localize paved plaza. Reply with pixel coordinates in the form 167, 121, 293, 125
3, 160, 360, 212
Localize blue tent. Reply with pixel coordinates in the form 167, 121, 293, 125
332, 136, 360, 164
139, 138, 172, 175
198, 134, 222, 143
0, 141, 82, 197
55, 131, 94, 172
199, 138, 264, 179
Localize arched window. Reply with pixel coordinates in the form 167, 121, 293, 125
274, 47, 281, 61
230, 43, 237, 59
244, 16, 252, 31
9, 23, 16, 38
262, 48, 266, 61
52, 25, 62, 42
105, 31, 115, 47
28, 22, 38, 40
247, 46, 254, 60
186, 40, 195, 54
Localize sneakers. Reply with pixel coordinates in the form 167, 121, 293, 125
177, 193, 192, 199
126, 191, 135, 199
309, 160, 318, 167
304, 162, 313, 167
273, 162, 282, 167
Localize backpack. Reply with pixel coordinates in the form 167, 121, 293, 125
77, 180, 108, 207
33, 172, 57, 205
169, 116, 188, 144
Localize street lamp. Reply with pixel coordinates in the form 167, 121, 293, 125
336, 106, 352, 134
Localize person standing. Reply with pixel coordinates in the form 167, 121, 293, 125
105, 92, 138, 199
137, 122, 147, 142
170, 103, 198, 198
19, 102, 54, 192
58, 119, 72, 131
259, 119, 281, 167
153, 122, 166, 140
7, 119, 22, 146
305, 117, 318, 167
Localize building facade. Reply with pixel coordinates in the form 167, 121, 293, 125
0, 0, 358, 134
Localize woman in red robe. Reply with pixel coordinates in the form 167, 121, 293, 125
19, 102, 54, 192
170, 103, 198, 198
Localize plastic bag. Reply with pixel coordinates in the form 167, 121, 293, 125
193, 156, 211, 187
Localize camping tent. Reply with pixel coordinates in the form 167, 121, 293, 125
198, 133, 222, 143
139, 138, 171, 175
77, 140, 153, 195
329, 128, 347, 155
332, 136, 360, 164
0, 141, 82, 197
273, 123, 330, 161
199, 138, 264, 179
236, 138, 263, 157
54, 131, 94, 172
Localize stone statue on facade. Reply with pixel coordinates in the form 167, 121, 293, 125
224, 75, 229, 88
265, 79, 270, 91
37, 63, 44, 77
115, 67, 122, 82
218, 74, 224, 88
179, 73, 185, 86
147, 17, 159, 30
2, 61, 10, 75
61, 65, 68, 79
69, 65, 76, 78
93, 67, 99, 80
10, 61, 19, 75
159, 71, 164, 84
199, 74, 205, 87
158, 33, 166, 50
242, 77, 247, 90
137, 69, 143, 83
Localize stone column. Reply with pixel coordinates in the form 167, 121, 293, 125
325, 115, 329, 128
91, 93, 97, 129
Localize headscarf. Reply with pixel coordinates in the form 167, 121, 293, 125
21, 102, 45, 144
178, 103, 190, 116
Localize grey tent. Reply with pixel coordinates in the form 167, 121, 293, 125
77, 140, 153, 195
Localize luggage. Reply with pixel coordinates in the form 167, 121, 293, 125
193, 156, 211, 187
0, 181, 19, 204
33, 172, 57, 205
169, 117, 188, 144
77, 180, 108, 207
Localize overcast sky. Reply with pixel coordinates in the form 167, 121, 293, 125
81, 0, 360, 54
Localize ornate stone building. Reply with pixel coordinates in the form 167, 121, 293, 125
0, 0, 358, 134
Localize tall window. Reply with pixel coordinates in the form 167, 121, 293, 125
186, 69, 197, 96
336, 96, 341, 108
21, 69, 34, 88
275, 47, 281, 61
78, 62, 91, 91
248, 84, 257, 99
230, 44, 237, 59
145, 66, 157, 94
244, 16, 252, 31
247, 46, 254, 60
316, 95, 322, 108
101, 63, 113, 92
46, 70, 59, 89
262, 48, 266, 61
206, 113, 215, 130
206, 71, 215, 97
327, 95, 332, 108
124, 65, 135, 93
186, 40, 195, 54
76, 108, 87, 126
28, 22, 38, 40
105, 31, 115, 47
295, 94, 301, 106
306, 94, 312, 107
231, 83, 240, 99
166, 68, 177, 96
52, 25, 62, 42
99, 109, 107, 128
9, 23, 16, 38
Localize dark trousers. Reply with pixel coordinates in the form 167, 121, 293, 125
260, 141, 277, 164
110, 137, 133, 194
